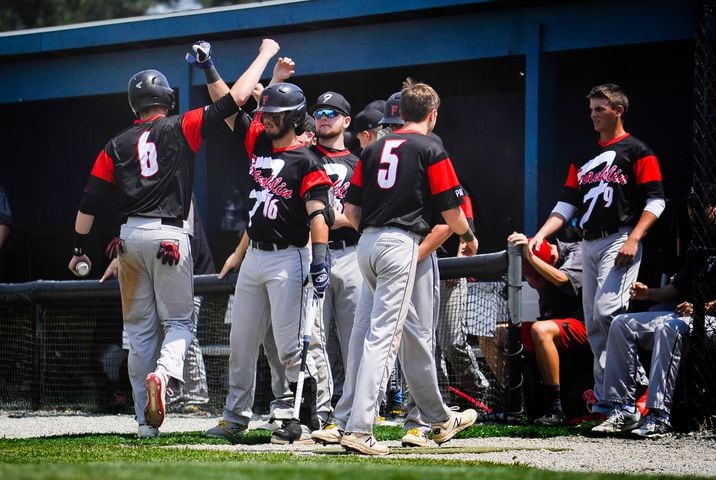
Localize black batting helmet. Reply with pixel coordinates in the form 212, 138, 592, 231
257, 82, 307, 131
128, 69, 175, 117
380, 91, 404, 126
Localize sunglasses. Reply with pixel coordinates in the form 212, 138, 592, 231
314, 109, 339, 120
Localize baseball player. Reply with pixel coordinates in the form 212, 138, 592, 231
318, 78, 478, 455
434, 193, 491, 409
529, 84, 665, 417
187, 41, 333, 444
593, 186, 716, 437
507, 232, 587, 425
67, 53, 262, 437
306, 91, 361, 421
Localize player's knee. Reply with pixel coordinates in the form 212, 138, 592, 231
530, 321, 557, 344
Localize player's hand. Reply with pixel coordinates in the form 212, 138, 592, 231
185, 40, 214, 69
252, 83, 265, 103
68, 254, 92, 276
615, 237, 639, 267
105, 237, 124, 259
272, 57, 295, 82
527, 234, 544, 254
674, 301, 693, 317
460, 238, 478, 256
259, 38, 280, 58
310, 262, 330, 297
156, 240, 180, 266
706, 300, 716, 315
100, 258, 120, 283
218, 251, 244, 279
630, 281, 650, 300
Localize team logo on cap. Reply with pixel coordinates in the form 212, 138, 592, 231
321, 93, 332, 102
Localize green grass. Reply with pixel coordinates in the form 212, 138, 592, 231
0, 425, 703, 480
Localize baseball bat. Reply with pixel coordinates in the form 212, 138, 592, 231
285, 288, 319, 440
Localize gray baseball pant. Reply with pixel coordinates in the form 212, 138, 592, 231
221, 245, 318, 426
343, 228, 452, 434
119, 220, 194, 426
581, 228, 642, 413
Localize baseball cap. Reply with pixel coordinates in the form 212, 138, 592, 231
365, 99, 386, 114
352, 108, 383, 132
380, 92, 404, 126
309, 91, 351, 116
522, 238, 554, 290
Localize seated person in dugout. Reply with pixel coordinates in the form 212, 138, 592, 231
507, 231, 590, 425
592, 185, 716, 438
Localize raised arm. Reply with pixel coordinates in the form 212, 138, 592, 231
187, 39, 280, 130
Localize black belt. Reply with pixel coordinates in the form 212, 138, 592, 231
161, 218, 183, 228
328, 239, 357, 250
250, 240, 290, 251
582, 227, 619, 240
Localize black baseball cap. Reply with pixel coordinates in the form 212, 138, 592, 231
352, 108, 383, 132
365, 99, 386, 114
309, 91, 351, 116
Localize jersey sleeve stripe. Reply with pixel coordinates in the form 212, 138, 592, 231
461, 194, 474, 221
181, 107, 204, 153
300, 169, 332, 199
351, 160, 364, 187
564, 163, 579, 189
89, 150, 115, 184
633, 155, 663, 185
427, 158, 460, 196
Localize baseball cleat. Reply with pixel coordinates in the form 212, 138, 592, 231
431, 408, 477, 445
311, 423, 344, 444
592, 408, 641, 433
206, 419, 247, 439
631, 412, 672, 439
137, 424, 160, 438
144, 372, 166, 428
340, 432, 389, 456
271, 423, 313, 445
401, 428, 428, 447
534, 410, 566, 426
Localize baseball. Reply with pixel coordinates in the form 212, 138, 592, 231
75, 261, 90, 277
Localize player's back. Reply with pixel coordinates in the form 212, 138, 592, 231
107, 115, 194, 220
356, 131, 445, 235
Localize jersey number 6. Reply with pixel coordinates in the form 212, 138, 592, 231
138, 131, 159, 177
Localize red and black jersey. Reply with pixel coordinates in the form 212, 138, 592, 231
558, 133, 664, 231
310, 143, 360, 245
84, 94, 239, 221
236, 113, 331, 246
346, 129, 465, 235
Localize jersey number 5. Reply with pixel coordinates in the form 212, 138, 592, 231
138, 131, 159, 177
377, 139, 406, 189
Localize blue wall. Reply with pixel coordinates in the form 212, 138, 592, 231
0, 0, 696, 280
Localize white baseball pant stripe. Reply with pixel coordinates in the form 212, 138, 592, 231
119, 222, 194, 425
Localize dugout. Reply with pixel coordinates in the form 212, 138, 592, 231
0, 0, 697, 282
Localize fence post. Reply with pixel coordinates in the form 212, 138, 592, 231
505, 242, 523, 420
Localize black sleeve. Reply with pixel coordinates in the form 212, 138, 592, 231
200, 93, 241, 138
79, 176, 115, 215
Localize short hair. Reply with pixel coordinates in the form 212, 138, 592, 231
400, 78, 440, 122
587, 83, 629, 114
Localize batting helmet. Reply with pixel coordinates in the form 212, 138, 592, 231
380, 91, 404, 126
257, 82, 307, 131
127, 69, 175, 117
